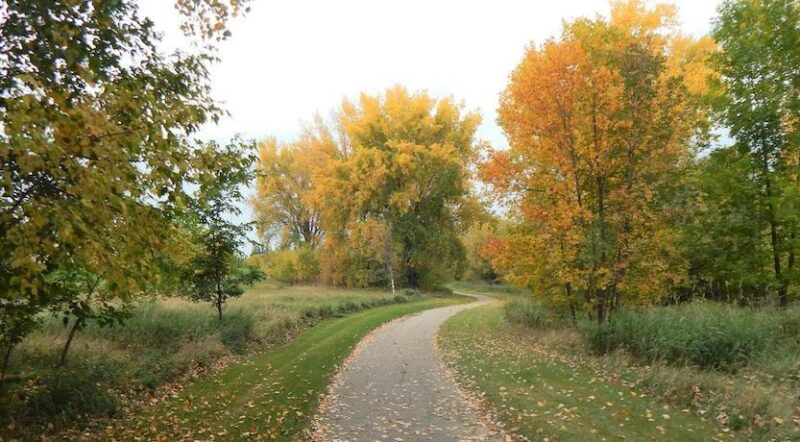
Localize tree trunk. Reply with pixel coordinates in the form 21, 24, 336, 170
596, 293, 606, 325
58, 318, 81, 367
1, 344, 13, 383
565, 283, 577, 324
761, 149, 786, 306
596, 175, 609, 324
402, 238, 419, 289
384, 224, 396, 295
216, 264, 224, 320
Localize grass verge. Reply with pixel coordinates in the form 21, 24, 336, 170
448, 281, 529, 301
0, 283, 432, 437
74, 294, 468, 440
438, 303, 735, 441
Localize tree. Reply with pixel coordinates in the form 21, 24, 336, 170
678, 147, 773, 301
318, 216, 395, 288
483, 1, 714, 321
0, 0, 251, 375
252, 133, 329, 250
0, 0, 212, 372
181, 141, 264, 319
46, 264, 131, 367
712, 0, 800, 306
314, 86, 482, 289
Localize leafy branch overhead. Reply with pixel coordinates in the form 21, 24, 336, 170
0, 0, 254, 373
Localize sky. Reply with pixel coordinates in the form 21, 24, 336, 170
140, 0, 722, 150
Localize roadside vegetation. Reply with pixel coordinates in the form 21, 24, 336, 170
79, 294, 466, 441
446, 1, 800, 439
0, 282, 427, 437
442, 291, 800, 440
3, 0, 800, 439
439, 303, 734, 441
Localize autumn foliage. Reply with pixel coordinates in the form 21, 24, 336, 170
481, 1, 715, 321
253, 87, 482, 290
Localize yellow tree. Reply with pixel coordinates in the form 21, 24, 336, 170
314, 86, 482, 289
252, 126, 336, 249
483, 1, 713, 321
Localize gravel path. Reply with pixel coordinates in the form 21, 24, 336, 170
315, 293, 502, 441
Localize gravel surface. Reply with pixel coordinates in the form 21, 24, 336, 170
315, 294, 503, 441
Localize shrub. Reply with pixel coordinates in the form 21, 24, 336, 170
293, 248, 320, 282
266, 250, 298, 283
505, 299, 555, 329
266, 248, 320, 284
22, 363, 120, 423
402, 288, 421, 297
217, 312, 255, 354
579, 302, 780, 371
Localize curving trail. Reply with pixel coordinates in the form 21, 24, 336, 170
314, 293, 502, 441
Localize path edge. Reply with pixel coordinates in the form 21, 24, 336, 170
434, 292, 520, 442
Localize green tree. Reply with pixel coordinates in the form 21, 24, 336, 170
0, 0, 247, 373
712, 0, 800, 305
47, 264, 131, 367
181, 142, 264, 319
679, 147, 773, 301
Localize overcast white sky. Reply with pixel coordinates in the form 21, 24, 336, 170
140, 0, 722, 150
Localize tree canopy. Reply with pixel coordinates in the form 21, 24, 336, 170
481, 0, 715, 321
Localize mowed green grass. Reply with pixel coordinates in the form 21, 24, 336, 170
448, 281, 529, 302
438, 303, 735, 441
79, 294, 469, 440
1, 282, 437, 436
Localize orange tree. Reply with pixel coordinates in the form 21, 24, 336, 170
481, 1, 714, 322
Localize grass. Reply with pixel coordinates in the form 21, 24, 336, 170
0, 282, 435, 436
505, 298, 567, 329
78, 294, 467, 440
575, 302, 800, 439
448, 280, 529, 301
438, 303, 735, 441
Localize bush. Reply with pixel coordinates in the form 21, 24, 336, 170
579, 302, 781, 371
265, 248, 320, 284
402, 288, 421, 297
22, 363, 120, 423
217, 312, 255, 354
293, 248, 320, 282
266, 250, 298, 283
505, 299, 556, 329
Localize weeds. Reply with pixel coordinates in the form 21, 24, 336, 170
579, 302, 795, 371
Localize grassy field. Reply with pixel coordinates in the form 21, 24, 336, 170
79, 294, 467, 440
448, 281, 529, 301
0, 282, 443, 437
438, 303, 737, 441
